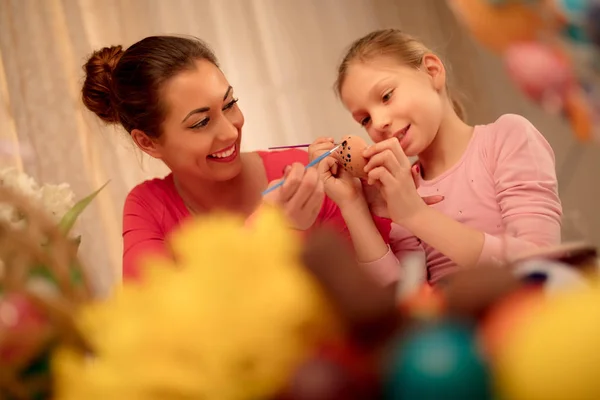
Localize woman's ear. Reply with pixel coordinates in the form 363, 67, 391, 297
131, 129, 162, 159
422, 53, 446, 92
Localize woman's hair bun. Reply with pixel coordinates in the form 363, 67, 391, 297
81, 45, 124, 124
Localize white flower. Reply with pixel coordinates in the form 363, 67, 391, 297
0, 167, 41, 203
0, 202, 19, 225
0, 168, 75, 228
41, 183, 75, 222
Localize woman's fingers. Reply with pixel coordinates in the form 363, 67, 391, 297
284, 166, 320, 211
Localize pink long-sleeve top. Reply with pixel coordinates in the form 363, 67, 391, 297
122, 148, 392, 281
364, 114, 563, 286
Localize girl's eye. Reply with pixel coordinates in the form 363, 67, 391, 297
223, 98, 239, 111
360, 116, 371, 126
191, 118, 209, 130
382, 89, 394, 102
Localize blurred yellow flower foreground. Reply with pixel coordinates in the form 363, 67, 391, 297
51, 206, 340, 400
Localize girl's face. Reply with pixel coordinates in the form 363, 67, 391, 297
340, 55, 448, 157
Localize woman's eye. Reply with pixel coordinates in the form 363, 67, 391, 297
191, 98, 238, 129
223, 98, 239, 111
382, 90, 394, 102
360, 116, 371, 126
191, 118, 209, 129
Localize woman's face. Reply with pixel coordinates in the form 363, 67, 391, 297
142, 59, 244, 182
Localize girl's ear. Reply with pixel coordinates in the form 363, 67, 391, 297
422, 53, 446, 92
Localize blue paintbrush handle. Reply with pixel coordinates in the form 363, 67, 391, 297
261, 144, 341, 196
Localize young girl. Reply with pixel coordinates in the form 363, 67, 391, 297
310, 29, 562, 286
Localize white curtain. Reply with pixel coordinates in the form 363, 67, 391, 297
1, 0, 598, 295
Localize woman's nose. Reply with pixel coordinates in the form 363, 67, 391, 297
218, 115, 241, 141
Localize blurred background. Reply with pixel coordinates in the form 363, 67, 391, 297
0, 0, 598, 296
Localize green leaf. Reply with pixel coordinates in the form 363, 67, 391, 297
29, 262, 83, 286
58, 181, 109, 235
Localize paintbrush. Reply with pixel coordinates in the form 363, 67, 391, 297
268, 144, 312, 149
268, 142, 342, 150
262, 143, 343, 196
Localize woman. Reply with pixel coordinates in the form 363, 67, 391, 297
81, 35, 393, 281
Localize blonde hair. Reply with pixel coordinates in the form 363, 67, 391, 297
335, 29, 466, 121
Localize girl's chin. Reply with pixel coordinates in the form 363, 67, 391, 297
403, 148, 418, 158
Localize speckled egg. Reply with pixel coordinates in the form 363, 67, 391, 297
337, 135, 369, 179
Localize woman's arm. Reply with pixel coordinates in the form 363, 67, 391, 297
122, 192, 170, 281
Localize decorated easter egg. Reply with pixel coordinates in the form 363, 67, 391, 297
512, 258, 590, 295
383, 320, 492, 400
477, 286, 545, 361
504, 42, 575, 109
337, 135, 369, 179
495, 283, 600, 400
0, 291, 51, 367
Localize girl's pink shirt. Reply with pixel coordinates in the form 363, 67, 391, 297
363, 114, 563, 286
122, 149, 392, 281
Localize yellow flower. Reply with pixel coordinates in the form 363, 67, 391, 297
53, 206, 341, 400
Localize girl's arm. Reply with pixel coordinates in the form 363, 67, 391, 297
400, 115, 562, 267
399, 208, 485, 267
341, 198, 425, 286
340, 198, 390, 263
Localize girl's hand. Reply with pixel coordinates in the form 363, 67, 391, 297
363, 138, 431, 224
361, 165, 445, 219
263, 162, 324, 230
361, 179, 389, 218
309, 137, 364, 209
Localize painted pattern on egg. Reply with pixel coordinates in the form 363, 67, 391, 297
337, 135, 369, 179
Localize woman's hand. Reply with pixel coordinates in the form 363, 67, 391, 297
309, 137, 364, 209
363, 138, 432, 224
263, 162, 325, 230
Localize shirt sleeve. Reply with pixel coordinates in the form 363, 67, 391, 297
478, 114, 563, 266
358, 224, 425, 286
122, 192, 170, 281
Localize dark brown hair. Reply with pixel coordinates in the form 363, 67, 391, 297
82, 35, 219, 138
335, 29, 465, 121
